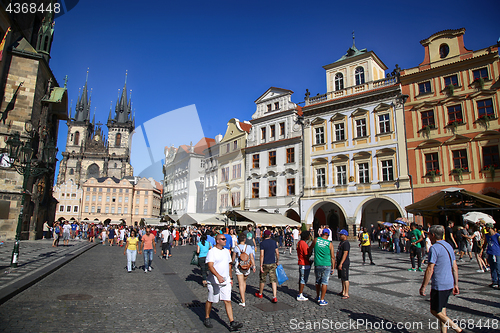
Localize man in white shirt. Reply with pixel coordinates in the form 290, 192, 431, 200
204, 233, 243, 331
62, 222, 71, 246
161, 228, 171, 259
292, 227, 300, 250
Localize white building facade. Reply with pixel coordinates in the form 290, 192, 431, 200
201, 135, 222, 213
54, 179, 83, 222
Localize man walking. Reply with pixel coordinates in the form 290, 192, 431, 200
445, 221, 458, 250
161, 228, 171, 259
336, 229, 350, 299
42, 221, 50, 239
359, 227, 375, 265
484, 223, 500, 289
204, 233, 243, 331
292, 227, 300, 251
309, 229, 334, 305
420, 225, 462, 333
255, 230, 279, 303
139, 226, 156, 272
408, 223, 424, 272
62, 221, 71, 246
245, 224, 257, 252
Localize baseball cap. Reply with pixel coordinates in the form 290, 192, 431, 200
339, 229, 348, 236
322, 229, 330, 235
264, 230, 272, 237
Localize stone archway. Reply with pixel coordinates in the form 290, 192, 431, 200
284, 209, 300, 222
309, 201, 346, 240
358, 198, 403, 232
87, 163, 100, 179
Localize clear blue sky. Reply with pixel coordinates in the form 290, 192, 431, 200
49, 0, 500, 180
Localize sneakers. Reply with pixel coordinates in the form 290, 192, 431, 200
296, 294, 308, 301
229, 321, 243, 331
271, 297, 277, 303
238, 302, 245, 307
476, 269, 485, 273
370, 262, 376, 265
316, 297, 321, 303
148, 266, 152, 272
408, 268, 416, 272
318, 300, 328, 306
203, 318, 213, 328
489, 283, 499, 289
417, 267, 424, 272
254, 292, 263, 298
144, 269, 148, 273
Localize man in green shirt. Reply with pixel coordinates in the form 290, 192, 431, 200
309, 229, 335, 306
408, 223, 424, 272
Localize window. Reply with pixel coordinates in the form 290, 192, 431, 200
316, 168, 326, 187
111, 207, 115, 213
287, 178, 295, 195
425, 153, 439, 173
69, 168, 74, 175
74, 131, 79, 146
418, 81, 432, 94
267, 104, 272, 112
135, 208, 138, 215
355, 67, 365, 85
356, 118, 367, 137
118, 207, 122, 214
447, 105, 463, 123
86, 195, 90, 201
71, 193, 76, 197
221, 167, 229, 182
119, 189, 123, 193
473, 68, 488, 80
144, 198, 148, 204
261, 127, 266, 140
274, 102, 279, 110
98, 196, 102, 202
286, 148, 295, 164
269, 151, 276, 166
336, 165, 347, 185
106, 196, 110, 202
125, 196, 129, 203
270, 125, 275, 139
99, 188, 102, 192
444, 75, 458, 87
85, 206, 89, 213
231, 192, 240, 206
97, 207, 101, 213
233, 140, 237, 150
252, 182, 259, 198
235, 164, 241, 178
115, 133, 121, 147
144, 208, 148, 215
379, 114, 390, 133
482, 146, 499, 168
74, 206, 78, 212
124, 207, 128, 214
221, 193, 228, 208
335, 73, 344, 91
452, 150, 468, 170
107, 188, 110, 192
252, 154, 259, 168
421, 110, 435, 127
226, 143, 230, 153
315, 127, 325, 144
477, 99, 494, 117
136, 198, 139, 204
381, 160, 394, 181
59, 205, 64, 212
335, 123, 345, 141
439, 44, 449, 58
358, 163, 370, 183
61, 193, 65, 197
112, 197, 116, 203
269, 180, 276, 197
279, 122, 285, 136
113, 188, 116, 192
91, 206, 95, 213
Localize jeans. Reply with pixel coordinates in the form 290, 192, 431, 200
487, 254, 500, 285
410, 245, 422, 269
127, 249, 137, 272
314, 266, 331, 285
394, 238, 400, 253
143, 249, 153, 270
198, 256, 208, 281
299, 265, 311, 285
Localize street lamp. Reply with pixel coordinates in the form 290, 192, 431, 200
5, 125, 58, 268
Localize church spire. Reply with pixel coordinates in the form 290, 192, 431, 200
113, 72, 132, 124
74, 70, 91, 122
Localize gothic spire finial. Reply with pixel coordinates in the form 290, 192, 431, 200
352, 30, 355, 48
64, 75, 68, 88
86, 68, 89, 84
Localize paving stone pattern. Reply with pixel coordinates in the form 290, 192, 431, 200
0, 241, 498, 332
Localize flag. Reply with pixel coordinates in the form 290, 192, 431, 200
0, 27, 12, 62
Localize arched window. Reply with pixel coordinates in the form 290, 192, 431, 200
74, 132, 80, 146
355, 67, 365, 85
115, 133, 121, 147
69, 168, 74, 175
44, 36, 49, 52
87, 163, 100, 179
335, 73, 344, 91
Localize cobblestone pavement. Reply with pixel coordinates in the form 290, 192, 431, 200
0, 241, 498, 333
0, 238, 96, 304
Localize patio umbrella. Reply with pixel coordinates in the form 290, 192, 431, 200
394, 217, 408, 226
463, 212, 495, 224
383, 222, 393, 227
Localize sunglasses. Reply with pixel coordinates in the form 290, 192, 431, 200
219, 238, 226, 241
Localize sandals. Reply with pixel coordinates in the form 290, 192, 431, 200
341, 296, 349, 299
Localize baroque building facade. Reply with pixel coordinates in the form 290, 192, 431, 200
200, 134, 222, 213
54, 179, 83, 222
400, 28, 500, 220
245, 87, 301, 221
56, 75, 135, 187
301, 40, 412, 235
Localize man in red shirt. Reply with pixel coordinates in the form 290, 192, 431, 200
139, 226, 156, 273
296, 231, 311, 301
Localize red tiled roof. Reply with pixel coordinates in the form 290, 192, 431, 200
194, 137, 216, 154
239, 122, 252, 133
296, 105, 303, 116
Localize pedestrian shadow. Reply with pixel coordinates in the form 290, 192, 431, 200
456, 296, 499, 312
447, 301, 500, 319
185, 299, 230, 331
340, 309, 413, 333
185, 273, 203, 285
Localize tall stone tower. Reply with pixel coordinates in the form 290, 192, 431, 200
57, 73, 135, 186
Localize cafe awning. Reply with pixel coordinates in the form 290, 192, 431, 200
179, 213, 227, 226
227, 210, 301, 227
406, 188, 500, 215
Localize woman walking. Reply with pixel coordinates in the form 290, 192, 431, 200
284, 226, 293, 254
232, 233, 256, 307
108, 226, 116, 246
52, 222, 61, 247
197, 234, 211, 287
124, 230, 139, 272
473, 225, 488, 272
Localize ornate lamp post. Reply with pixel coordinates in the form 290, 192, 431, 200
5, 121, 58, 268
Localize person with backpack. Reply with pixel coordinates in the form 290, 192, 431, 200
52, 222, 61, 247
231, 233, 256, 307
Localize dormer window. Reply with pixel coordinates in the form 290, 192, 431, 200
274, 102, 279, 110
355, 67, 365, 85
439, 44, 449, 58
267, 104, 272, 112
335, 73, 344, 91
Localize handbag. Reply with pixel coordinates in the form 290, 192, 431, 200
191, 251, 199, 265
276, 264, 288, 286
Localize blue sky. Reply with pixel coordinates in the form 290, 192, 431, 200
49, 0, 500, 181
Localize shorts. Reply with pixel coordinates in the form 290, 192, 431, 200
361, 246, 371, 253
337, 265, 349, 281
63, 232, 70, 241
459, 242, 467, 252
235, 265, 251, 276
472, 241, 481, 253
161, 243, 169, 252
299, 265, 311, 285
314, 266, 331, 285
260, 263, 277, 283
207, 281, 232, 303
430, 289, 452, 313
